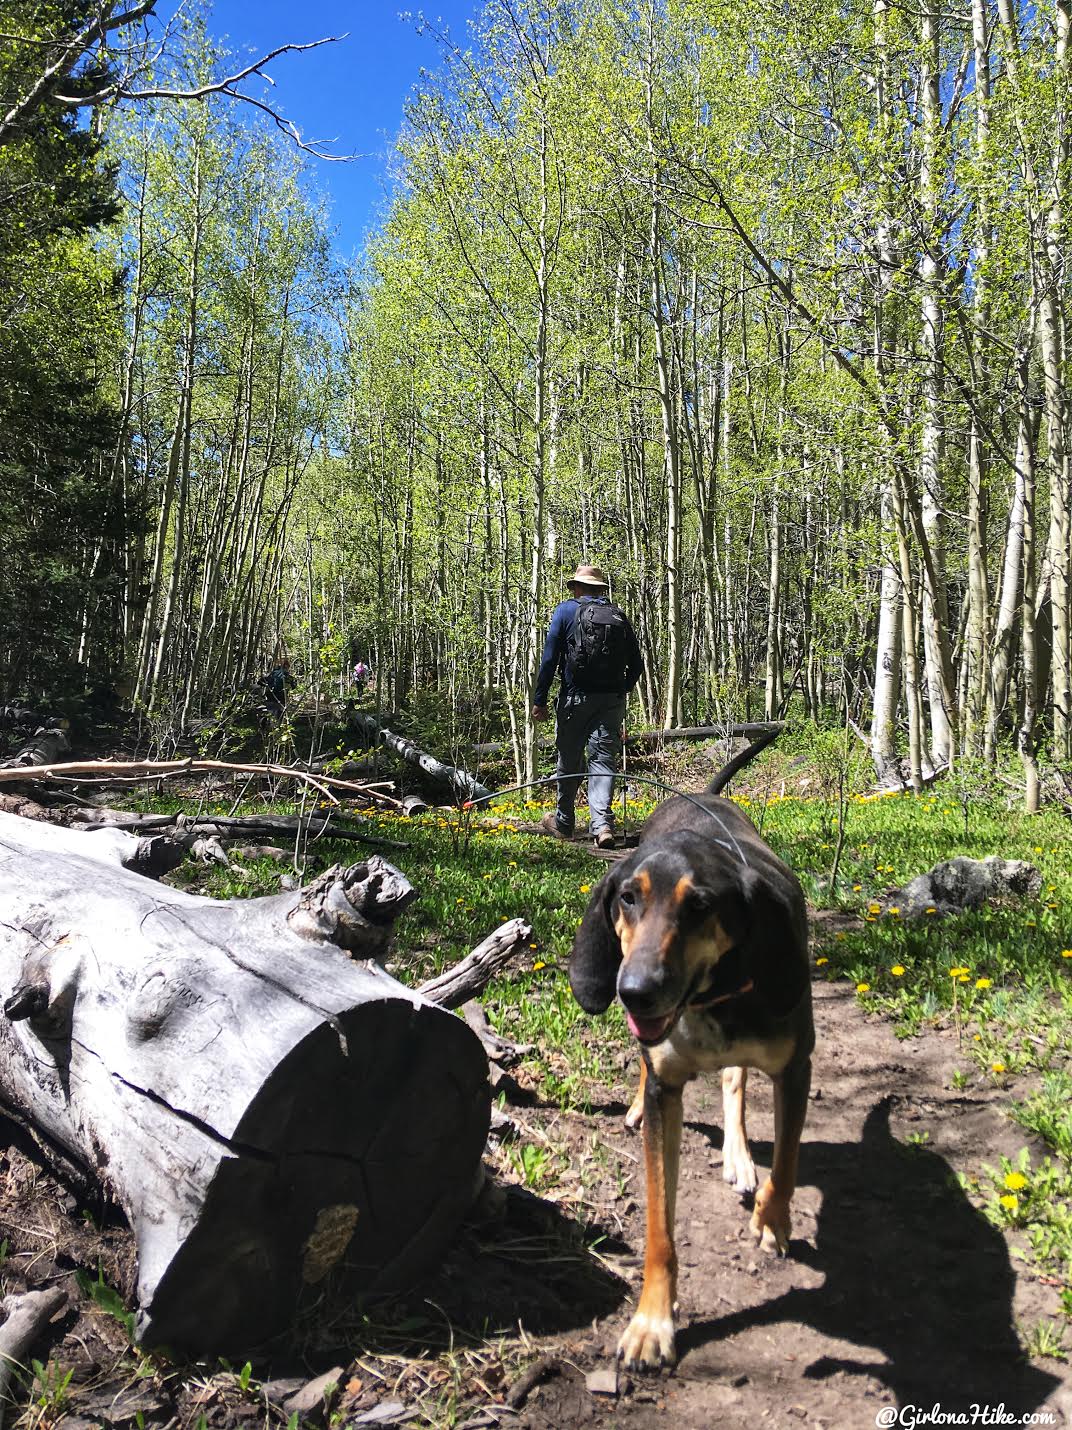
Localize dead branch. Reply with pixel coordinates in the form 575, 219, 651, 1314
0, 757, 405, 808
417, 919, 532, 1010
0, 1288, 68, 1430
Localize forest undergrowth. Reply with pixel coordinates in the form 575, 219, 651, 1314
5, 734, 1072, 1427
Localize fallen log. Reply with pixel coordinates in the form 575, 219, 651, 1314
346, 714, 493, 805
0, 812, 490, 1353
0, 1287, 68, 1430
1, 726, 70, 769
470, 721, 784, 756
0, 797, 409, 854
0, 756, 405, 809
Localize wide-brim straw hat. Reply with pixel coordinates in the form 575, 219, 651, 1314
567, 564, 609, 589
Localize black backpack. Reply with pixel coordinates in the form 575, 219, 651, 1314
566, 599, 633, 692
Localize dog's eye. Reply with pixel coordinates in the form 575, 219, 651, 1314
618, 887, 638, 909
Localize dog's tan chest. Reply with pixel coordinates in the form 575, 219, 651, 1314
651, 1017, 796, 1083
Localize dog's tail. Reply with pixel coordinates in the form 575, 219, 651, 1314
705, 724, 782, 796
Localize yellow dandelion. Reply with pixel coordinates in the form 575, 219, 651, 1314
992, 1062, 1006, 1074
958, 975, 970, 984
1062, 950, 1072, 959
868, 902, 882, 914
1004, 1171, 1028, 1191
999, 1194, 1018, 1213
533, 960, 546, 971
1026, 919, 1036, 927
529, 943, 538, 950
975, 977, 992, 990
888, 906, 900, 917
891, 965, 906, 977
579, 883, 591, 894
949, 966, 970, 977
853, 884, 862, 892
925, 907, 938, 915
816, 956, 829, 966
856, 982, 871, 993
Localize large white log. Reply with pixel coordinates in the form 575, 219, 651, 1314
0, 813, 489, 1352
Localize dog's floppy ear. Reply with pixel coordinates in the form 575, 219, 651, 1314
568, 862, 627, 1014
739, 866, 809, 1017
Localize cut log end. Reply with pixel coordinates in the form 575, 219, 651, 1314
138, 994, 489, 1350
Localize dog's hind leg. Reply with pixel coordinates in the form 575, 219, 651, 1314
625, 1057, 646, 1129
618, 1070, 683, 1369
751, 1053, 811, 1255
720, 1065, 758, 1194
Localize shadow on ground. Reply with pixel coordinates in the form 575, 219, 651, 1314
677, 1097, 1060, 1412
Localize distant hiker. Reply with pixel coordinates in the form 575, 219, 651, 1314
352, 660, 372, 693
531, 564, 643, 850
261, 658, 293, 718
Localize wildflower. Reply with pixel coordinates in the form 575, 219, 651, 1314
868, 902, 881, 914
816, 956, 828, 967
853, 884, 862, 892
856, 982, 871, 993
949, 966, 970, 978
925, 907, 938, 915
991, 1062, 1006, 1074
1026, 919, 1036, 927
533, 960, 547, 971
1062, 950, 1072, 959
998, 1194, 1018, 1214
579, 883, 591, 894
1004, 1171, 1028, 1191
975, 977, 992, 990
958, 975, 970, 984
888, 906, 900, 917
529, 943, 538, 950
890, 965, 906, 977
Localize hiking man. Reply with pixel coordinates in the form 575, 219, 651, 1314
531, 564, 644, 850
261, 657, 294, 718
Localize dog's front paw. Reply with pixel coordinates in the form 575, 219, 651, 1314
625, 1088, 645, 1130
721, 1131, 758, 1194
617, 1309, 677, 1369
750, 1178, 791, 1255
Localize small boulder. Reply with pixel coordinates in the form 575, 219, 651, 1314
890, 857, 1041, 918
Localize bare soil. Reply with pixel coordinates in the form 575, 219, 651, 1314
3, 966, 1070, 1430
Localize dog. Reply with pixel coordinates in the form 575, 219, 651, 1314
567, 736, 813, 1370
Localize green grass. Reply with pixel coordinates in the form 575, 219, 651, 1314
129, 763, 1072, 1333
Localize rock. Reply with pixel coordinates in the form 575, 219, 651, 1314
586, 1367, 620, 1396
889, 857, 1042, 918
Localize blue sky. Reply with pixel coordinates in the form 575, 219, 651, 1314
205, 2, 483, 257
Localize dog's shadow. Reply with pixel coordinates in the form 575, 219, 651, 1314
678, 1098, 1061, 1412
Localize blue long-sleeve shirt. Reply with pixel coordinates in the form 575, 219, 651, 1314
532, 596, 644, 707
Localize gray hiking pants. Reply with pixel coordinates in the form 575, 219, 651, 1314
553, 691, 626, 836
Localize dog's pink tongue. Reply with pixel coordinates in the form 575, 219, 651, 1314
626, 1011, 674, 1043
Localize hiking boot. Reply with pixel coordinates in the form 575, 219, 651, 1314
539, 811, 574, 840
594, 828, 616, 851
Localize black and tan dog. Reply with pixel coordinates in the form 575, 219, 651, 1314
568, 740, 813, 1369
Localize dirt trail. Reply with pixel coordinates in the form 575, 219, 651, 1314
516, 981, 1072, 1428
2, 977, 1070, 1428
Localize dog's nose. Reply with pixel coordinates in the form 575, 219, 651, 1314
618, 962, 671, 1014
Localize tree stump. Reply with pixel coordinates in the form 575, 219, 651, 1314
0, 813, 490, 1352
